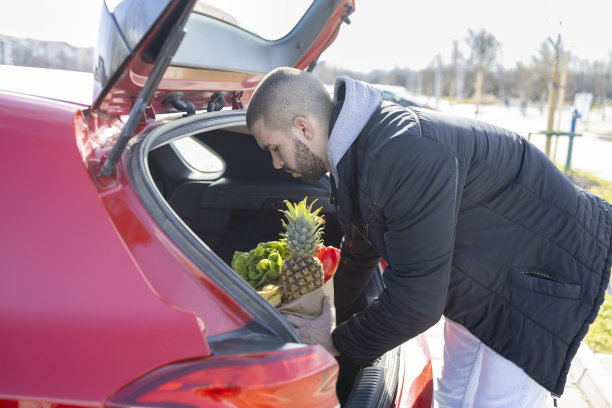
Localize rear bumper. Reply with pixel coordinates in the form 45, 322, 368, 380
344, 334, 433, 408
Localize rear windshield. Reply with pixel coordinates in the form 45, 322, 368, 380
196, 0, 314, 40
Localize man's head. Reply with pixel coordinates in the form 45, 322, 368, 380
246, 67, 333, 183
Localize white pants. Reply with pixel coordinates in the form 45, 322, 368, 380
434, 318, 549, 408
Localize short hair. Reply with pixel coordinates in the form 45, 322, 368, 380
246, 67, 332, 133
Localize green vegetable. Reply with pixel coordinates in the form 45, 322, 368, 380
231, 241, 288, 290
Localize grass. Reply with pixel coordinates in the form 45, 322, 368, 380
564, 168, 612, 353
587, 293, 612, 353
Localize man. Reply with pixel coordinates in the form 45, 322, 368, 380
246, 67, 612, 407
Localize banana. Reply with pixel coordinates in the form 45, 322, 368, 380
257, 284, 282, 307
266, 292, 282, 307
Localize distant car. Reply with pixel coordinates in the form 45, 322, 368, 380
382, 89, 427, 108
0, 1, 432, 407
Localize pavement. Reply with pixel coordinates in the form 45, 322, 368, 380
422, 101, 612, 407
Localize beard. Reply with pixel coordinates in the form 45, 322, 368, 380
289, 136, 327, 184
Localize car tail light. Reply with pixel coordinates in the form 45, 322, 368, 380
106, 345, 339, 408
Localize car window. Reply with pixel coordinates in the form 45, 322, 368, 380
196, 0, 314, 40
171, 137, 224, 175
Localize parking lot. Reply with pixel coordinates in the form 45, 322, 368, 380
437, 100, 612, 182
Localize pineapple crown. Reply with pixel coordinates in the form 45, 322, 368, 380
280, 198, 324, 257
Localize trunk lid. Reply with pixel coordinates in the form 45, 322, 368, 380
92, 0, 354, 116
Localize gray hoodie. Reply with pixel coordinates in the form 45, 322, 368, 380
327, 76, 383, 184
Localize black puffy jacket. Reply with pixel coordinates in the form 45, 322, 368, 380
330, 101, 612, 396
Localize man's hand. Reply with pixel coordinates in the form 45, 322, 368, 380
284, 296, 340, 356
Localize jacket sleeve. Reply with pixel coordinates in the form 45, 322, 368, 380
334, 224, 381, 324
332, 136, 459, 366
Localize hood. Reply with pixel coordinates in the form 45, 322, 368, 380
92, 0, 355, 117
327, 76, 382, 184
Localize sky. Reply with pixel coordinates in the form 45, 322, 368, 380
1, 0, 611, 72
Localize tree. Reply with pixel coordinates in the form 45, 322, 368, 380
530, 40, 555, 106
543, 34, 563, 156
466, 28, 500, 115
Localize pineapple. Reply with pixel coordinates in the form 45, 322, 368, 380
279, 198, 325, 303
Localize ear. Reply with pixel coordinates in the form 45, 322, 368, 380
292, 116, 313, 141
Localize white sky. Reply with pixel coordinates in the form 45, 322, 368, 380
1, 0, 611, 72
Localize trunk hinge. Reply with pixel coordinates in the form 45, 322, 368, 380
232, 91, 244, 110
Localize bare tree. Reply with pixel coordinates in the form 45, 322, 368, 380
543, 34, 563, 156
466, 28, 500, 115
604, 51, 612, 120
530, 40, 555, 108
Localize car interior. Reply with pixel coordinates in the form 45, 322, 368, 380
148, 126, 343, 264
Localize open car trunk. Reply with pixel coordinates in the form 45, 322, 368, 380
124, 111, 406, 407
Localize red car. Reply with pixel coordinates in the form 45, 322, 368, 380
0, 1, 432, 407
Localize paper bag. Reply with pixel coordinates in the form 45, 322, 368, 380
278, 278, 334, 320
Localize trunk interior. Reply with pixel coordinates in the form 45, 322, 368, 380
143, 118, 392, 406
148, 126, 345, 266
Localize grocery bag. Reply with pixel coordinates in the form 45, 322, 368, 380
278, 278, 334, 320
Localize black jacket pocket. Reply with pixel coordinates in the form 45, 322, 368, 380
507, 268, 582, 299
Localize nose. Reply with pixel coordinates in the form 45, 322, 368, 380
271, 153, 284, 169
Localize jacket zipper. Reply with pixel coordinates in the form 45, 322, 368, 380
523, 270, 565, 283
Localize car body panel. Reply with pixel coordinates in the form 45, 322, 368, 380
393, 336, 433, 407
0, 91, 220, 403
